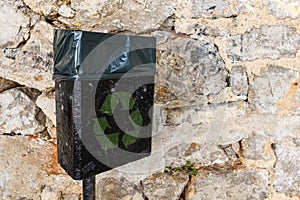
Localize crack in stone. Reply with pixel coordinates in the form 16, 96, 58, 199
159, 14, 176, 31
177, 159, 247, 199
237, 139, 244, 158
18, 87, 42, 102
245, 74, 250, 103
139, 180, 149, 200
179, 174, 192, 200
0, 0, 38, 57
1, 132, 22, 136
34, 108, 47, 130
0, 77, 23, 93
270, 143, 277, 168
18, 0, 40, 39
218, 143, 239, 161
268, 142, 277, 196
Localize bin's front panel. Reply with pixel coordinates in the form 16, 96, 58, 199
56, 77, 154, 180
81, 76, 154, 172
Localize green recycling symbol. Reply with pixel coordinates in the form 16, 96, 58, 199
93, 92, 143, 150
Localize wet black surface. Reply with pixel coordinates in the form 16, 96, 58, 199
56, 77, 154, 180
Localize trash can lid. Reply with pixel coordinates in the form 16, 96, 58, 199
53, 30, 156, 80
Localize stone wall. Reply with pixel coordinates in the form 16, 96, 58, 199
0, 0, 300, 199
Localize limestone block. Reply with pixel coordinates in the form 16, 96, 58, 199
188, 169, 269, 199
264, 0, 300, 19
0, 88, 44, 135
165, 143, 230, 168
58, 5, 74, 18
249, 66, 298, 114
36, 92, 56, 126
23, 0, 58, 18
176, 0, 254, 19
163, 101, 248, 126
97, 177, 143, 200
0, 21, 54, 91
274, 138, 300, 197
230, 65, 248, 96
142, 172, 189, 200
156, 37, 227, 102
189, 0, 236, 18
276, 75, 300, 115
0, 0, 30, 47
228, 25, 300, 61
174, 18, 223, 37
0, 136, 81, 199
62, 0, 176, 33
241, 132, 272, 161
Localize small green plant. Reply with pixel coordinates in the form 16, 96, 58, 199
166, 161, 198, 176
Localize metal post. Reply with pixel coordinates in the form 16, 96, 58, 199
83, 175, 96, 200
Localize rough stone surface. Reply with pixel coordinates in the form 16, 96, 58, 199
175, 0, 253, 19
228, 25, 300, 61
230, 66, 248, 96
0, 136, 81, 199
165, 143, 230, 168
2, 47, 19, 59
23, 0, 58, 18
274, 138, 300, 197
0, 21, 54, 91
174, 38, 228, 96
241, 132, 273, 161
221, 114, 300, 143
163, 101, 248, 126
58, 5, 74, 18
249, 66, 298, 114
264, 0, 300, 19
0, 88, 44, 135
97, 177, 143, 200
142, 172, 189, 200
36, 92, 56, 126
188, 169, 269, 200
56, 0, 176, 33
156, 37, 228, 102
208, 87, 247, 103
189, 0, 236, 18
276, 75, 300, 115
0, 0, 30, 47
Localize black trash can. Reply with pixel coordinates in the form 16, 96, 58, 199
53, 30, 156, 180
